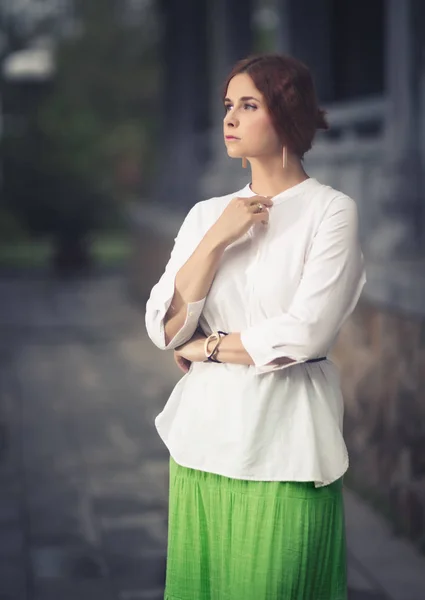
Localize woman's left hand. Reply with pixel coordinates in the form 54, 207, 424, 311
173, 352, 192, 374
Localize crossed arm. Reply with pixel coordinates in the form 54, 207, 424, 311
174, 330, 293, 371
145, 196, 366, 375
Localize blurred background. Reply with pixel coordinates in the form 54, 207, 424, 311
0, 0, 424, 599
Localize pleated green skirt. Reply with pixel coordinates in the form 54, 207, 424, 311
165, 456, 347, 600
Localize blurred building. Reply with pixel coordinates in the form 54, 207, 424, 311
157, 0, 424, 263
150, 0, 425, 551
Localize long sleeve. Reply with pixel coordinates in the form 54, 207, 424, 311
240, 194, 367, 375
145, 203, 206, 350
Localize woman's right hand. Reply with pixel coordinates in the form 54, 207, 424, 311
209, 195, 273, 247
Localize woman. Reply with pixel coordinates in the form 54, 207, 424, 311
145, 53, 366, 600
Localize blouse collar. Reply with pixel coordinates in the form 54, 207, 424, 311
239, 177, 319, 205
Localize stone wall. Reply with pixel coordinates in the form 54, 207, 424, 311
333, 301, 425, 553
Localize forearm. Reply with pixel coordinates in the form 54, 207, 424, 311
164, 230, 226, 345
211, 333, 254, 365
176, 331, 295, 369
213, 333, 294, 368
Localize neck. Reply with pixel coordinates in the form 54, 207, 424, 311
248, 153, 309, 197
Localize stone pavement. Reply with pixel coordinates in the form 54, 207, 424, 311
0, 274, 424, 600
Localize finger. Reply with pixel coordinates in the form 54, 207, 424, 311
175, 360, 185, 373
174, 352, 185, 370
177, 356, 191, 373
175, 358, 187, 373
248, 196, 273, 207
248, 202, 270, 215
233, 195, 273, 208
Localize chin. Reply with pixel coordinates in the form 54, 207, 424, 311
226, 149, 243, 159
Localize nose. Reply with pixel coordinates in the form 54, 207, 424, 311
224, 112, 238, 129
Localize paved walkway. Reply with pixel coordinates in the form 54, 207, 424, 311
0, 274, 424, 599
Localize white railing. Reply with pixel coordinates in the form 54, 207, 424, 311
306, 95, 388, 243
322, 94, 387, 132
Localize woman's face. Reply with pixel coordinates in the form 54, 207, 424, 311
223, 73, 280, 161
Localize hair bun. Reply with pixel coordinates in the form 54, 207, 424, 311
316, 108, 329, 131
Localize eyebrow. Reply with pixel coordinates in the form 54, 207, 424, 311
224, 96, 261, 103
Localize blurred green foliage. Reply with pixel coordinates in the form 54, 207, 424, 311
1, 0, 159, 258
0, 207, 29, 242
0, 233, 131, 269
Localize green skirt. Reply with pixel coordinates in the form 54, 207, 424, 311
165, 456, 347, 600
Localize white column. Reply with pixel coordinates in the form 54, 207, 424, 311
385, 0, 417, 163
368, 0, 423, 259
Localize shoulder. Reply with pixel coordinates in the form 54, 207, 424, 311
315, 180, 357, 208
307, 182, 360, 242
310, 180, 359, 220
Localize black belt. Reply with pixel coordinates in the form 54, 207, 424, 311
306, 357, 327, 363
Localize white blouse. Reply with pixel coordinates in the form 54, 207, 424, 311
145, 177, 366, 487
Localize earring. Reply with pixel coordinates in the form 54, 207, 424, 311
282, 146, 287, 169
242, 157, 247, 169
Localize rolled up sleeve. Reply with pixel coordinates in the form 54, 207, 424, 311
240, 195, 367, 374
145, 203, 206, 350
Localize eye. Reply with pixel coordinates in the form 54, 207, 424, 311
224, 104, 232, 113
244, 103, 257, 110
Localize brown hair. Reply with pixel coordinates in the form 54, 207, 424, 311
223, 53, 329, 158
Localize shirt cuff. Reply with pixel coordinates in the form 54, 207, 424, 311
161, 298, 206, 349
240, 326, 306, 375
145, 268, 206, 350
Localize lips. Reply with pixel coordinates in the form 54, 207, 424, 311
225, 135, 240, 140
